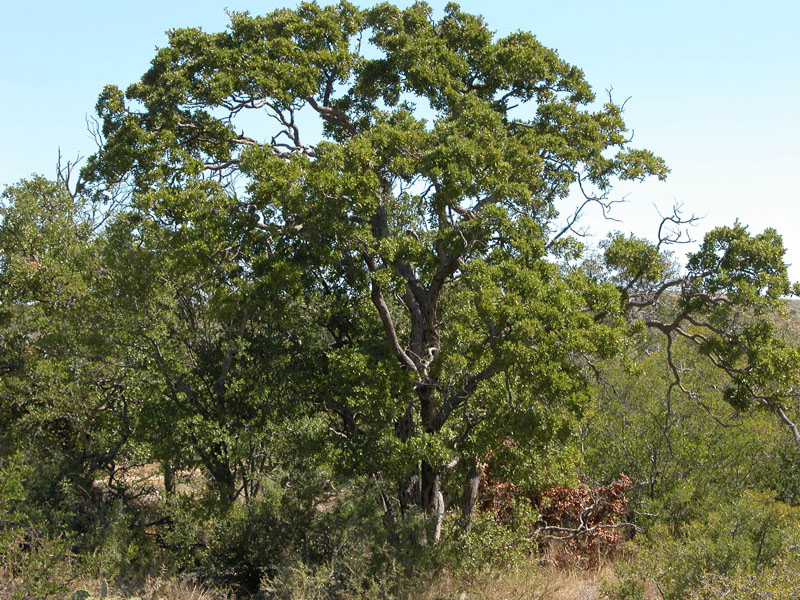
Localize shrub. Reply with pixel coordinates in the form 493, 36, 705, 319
633, 490, 800, 599
0, 453, 79, 599
687, 547, 800, 599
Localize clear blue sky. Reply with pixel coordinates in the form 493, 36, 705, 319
3, 1, 799, 277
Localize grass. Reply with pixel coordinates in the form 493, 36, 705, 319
61, 576, 231, 600
3, 556, 668, 600
63, 568, 616, 600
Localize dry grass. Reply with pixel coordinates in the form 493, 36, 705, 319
64, 576, 231, 600
415, 554, 664, 600
1, 561, 666, 600
415, 563, 618, 600
130, 576, 230, 600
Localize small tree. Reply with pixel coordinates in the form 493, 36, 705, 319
0, 176, 135, 545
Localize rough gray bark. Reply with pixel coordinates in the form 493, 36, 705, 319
460, 459, 484, 533
163, 460, 176, 495
432, 475, 445, 544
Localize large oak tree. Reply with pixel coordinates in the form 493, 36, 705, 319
83, 1, 799, 543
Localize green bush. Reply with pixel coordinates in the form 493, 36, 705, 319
687, 547, 800, 599
160, 472, 395, 596
632, 490, 800, 599
0, 453, 79, 599
601, 577, 646, 600
162, 480, 309, 593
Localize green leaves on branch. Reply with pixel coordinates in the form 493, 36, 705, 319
687, 222, 794, 307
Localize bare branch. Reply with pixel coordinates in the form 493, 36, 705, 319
548, 174, 624, 250
56, 149, 84, 200
654, 203, 699, 250
264, 101, 317, 157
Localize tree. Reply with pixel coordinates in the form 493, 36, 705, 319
83, 1, 798, 544
96, 179, 327, 508
0, 175, 143, 553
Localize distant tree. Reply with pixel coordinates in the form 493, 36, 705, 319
82, 1, 798, 543
582, 326, 800, 529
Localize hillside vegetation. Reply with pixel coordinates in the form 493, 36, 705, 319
3, 3, 800, 599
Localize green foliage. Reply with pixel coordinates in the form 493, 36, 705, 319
441, 501, 540, 574
686, 548, 800, 599
79, 2, 673, 531
630, 491, 800, 599
0, 176, 135, 530
687, 222, 793, 305
601, 578, 646, 600
0, 456, 77, 599
603, 233, 667, 285
2, 2, 800, 597
73, 0, 800, 550
582, 328, 800, 530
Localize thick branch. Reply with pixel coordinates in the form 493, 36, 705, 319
435, 365, 499, 430
774, 405, 800, 446
429, 253, 460, 313
626, 277, 686, 309
402, 285, 425, 368
364, 253, 417, 372
307, 97, 357, 136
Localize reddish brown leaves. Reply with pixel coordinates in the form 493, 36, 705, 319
479, 469, 634, 568
539, 474, 633, 567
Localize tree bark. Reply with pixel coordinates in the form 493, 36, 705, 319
418, 381, 438, 433
421, 460, 437, 512
163, 460, 176, 495
421, 460, 445, 544
398, 471, 420, 520
432, 471, 445, 544
460, 459, 484, 533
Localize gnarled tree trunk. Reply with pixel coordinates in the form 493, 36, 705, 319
460, 459, 484, 533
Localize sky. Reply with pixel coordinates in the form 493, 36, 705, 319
3, 1, 799, 277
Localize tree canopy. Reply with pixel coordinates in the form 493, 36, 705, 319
72, 0, 800, 544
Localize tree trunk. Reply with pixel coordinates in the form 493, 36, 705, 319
421, 460, 437, 511
394, 380, 449, 543
396, 462, 446, 545
459, 459, 484, 533
163, 460, 176, 495
418, 381, 438, 433
398, 471, 420, 520
432, 471, 445, 544
421, 460, 445, 544
203, 449, 237, 509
